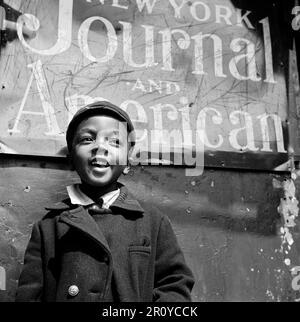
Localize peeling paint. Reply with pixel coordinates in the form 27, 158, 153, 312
0, 266, 5, 291
23, 186, 31, 193
276, 155, 300, 300
186, 207, 192, 215
291, 266, 300, 291
280, 227, 294, 247
277, 178, 299, 251
266, 289, 275, 301
278, 180, 299, 228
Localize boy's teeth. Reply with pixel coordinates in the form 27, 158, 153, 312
92, 161, 109, 167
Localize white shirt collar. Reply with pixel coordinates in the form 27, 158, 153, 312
66, 184, 120, 209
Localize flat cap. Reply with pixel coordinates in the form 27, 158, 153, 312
66, 101, 135, 152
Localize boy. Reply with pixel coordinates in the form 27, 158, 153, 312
16, 101, 195, 302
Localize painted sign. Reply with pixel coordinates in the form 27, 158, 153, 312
0, 0, 291, 171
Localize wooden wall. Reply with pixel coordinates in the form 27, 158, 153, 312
0, 155, 299, 302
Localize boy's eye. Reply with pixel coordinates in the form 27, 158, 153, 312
109, 138, 121, 146
79, 137, 94, 143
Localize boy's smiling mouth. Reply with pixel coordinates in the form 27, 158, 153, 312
91, 157, 110, 169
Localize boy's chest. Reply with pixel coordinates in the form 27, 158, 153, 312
91, 213, 151, 252
55, 210, 153, 258
52, 212, 154, 301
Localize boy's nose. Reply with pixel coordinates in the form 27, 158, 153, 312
91, 139, 108, 154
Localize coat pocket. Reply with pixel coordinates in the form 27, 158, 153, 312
128, 245, 151, 253
128, 245, 151, 301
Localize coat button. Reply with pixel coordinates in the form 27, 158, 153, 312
68, 285, 79, 297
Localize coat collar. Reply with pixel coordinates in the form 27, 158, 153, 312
46, 183, 144, 256
45, 182, 145, 215
109, 184, 145, 215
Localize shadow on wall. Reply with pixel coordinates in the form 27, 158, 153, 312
153, 187, 282, 236
125, 167, 284, 237
230, 0, 293, 72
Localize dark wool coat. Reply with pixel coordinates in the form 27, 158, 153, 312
16, 184, 195, 302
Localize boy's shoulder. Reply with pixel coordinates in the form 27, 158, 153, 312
115, 183, 166, 223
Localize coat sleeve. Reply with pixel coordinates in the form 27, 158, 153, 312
15, 223, 44, 302
153, 215, 195, 302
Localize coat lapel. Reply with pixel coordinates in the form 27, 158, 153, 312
58, 206, 111, 254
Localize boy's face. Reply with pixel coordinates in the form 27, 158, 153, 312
70, 115, 130, 188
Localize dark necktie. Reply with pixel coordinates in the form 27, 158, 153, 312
86, 198, 112, 215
